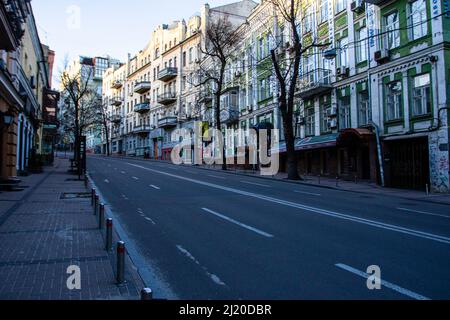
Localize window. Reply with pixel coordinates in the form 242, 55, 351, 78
267, 76, 273, 98
337, 37, 349, 67
259, 79, 267, 101
336, 0, 347, 13
303, 7, 313, 33
358, 91, 371, 126
305, 107, 315, 137
319, 0, 328, 24
258, 38, 264, 59
183, 52, 187, 67
182, 76, 186, 91
339, 97, 351, 130
356, 27, 368, 63
384, 11, 400, 50
386, 81, 403, 121
412, 73, 431, 116
321, 104, 332, 133
189, 48, 194, 64
408, 0, 428, 40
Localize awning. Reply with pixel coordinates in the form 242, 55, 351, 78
252, 122, 274, 131
338, 128, 374, 143
272, 134, 338, 154
296, 134, 339, 150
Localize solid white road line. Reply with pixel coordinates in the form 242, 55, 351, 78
241, 181, 270, 188
121, 171, 126, 174
132, 176, 139, 180
150, 185, 161, 190
335, 263, 430, 300
397, 207, 450, 219
294, 190, 321, 196
176, 245, 226, 286
208, 175, 226, 180
126, 162, 450, 245
104, 179, 110, 184
202, 208, 274, 238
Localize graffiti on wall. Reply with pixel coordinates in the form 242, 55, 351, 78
429, 132, 449, 192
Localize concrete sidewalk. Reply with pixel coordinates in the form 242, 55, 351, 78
106, 154, 450, 206
0, 157, 143, 300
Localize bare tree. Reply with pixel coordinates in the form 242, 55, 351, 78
197, 14, 243, 170
267, 0, 329, 180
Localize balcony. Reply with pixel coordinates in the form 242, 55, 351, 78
132, 124, 152, 135
111, 114, 122, 124
134, 102, 151, 114
0, 1, 27, 51
134, 81, 151, 94
111, 97, 123, 106
157, 67, 178, 82
198, 92, 213, 104
158, 116, 178, 129
111, 80, 123, 90
297, 68, 332, 99
220, 108, 239, 124
157, 92, 177, 105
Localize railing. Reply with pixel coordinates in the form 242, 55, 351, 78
132, 124, 152, 134
157, 92, 177, 105
158, 116, 178, 128
134, 102, 151, 113
157, 67, 178, 81
134, 81, 151, 93
297, 68, 332, 98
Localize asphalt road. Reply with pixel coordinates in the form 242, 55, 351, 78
87, 156, 450, 300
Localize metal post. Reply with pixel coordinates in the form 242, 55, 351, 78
99, 204, 105, 230
141, 288, 153, 300
318, 175, 321, 185
84, 174, 87, 188
91, 188, 96, 207
336, 176, 339, 187
116, 241, 125, 284
426, 184, 430, 196
106, 219, 113, 251
355, 175, 358, 184
94, 194, 99, 215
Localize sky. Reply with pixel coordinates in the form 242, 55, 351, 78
32, 0, 252, 84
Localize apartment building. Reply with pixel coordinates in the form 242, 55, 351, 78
101, 0, 258, 160
60, 55, 120, 153
1, 0, 56, 180
199, 0, 449, 192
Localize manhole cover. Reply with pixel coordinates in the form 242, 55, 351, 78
60, 192, 91, 200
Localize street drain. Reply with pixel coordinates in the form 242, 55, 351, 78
60, 192, 91, 200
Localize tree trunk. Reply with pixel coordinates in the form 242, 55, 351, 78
281, 105, 301, 181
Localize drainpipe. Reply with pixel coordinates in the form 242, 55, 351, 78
370, 120, 385, 187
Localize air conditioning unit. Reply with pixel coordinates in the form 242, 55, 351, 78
351, 0, 365, 14
374, 49, 390, 64
235, 71, 242, 78
298, 117, 306, 126
247, 105, 253, 112
327, 106, 338, 117
336, 67, 349, 78
327, 119, 338, 129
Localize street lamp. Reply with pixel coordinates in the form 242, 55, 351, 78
0, 111, 14, 128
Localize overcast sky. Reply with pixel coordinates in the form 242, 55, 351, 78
33, 0, 255, 84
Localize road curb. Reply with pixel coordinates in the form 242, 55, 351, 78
94, 155, 450, 206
